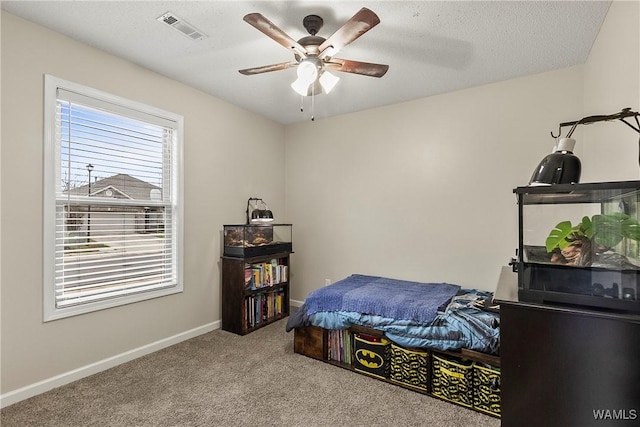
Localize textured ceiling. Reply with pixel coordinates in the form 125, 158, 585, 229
2, 1, 611, 124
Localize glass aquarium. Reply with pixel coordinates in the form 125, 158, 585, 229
223, 224, 292, 258
514, 181, 640, 313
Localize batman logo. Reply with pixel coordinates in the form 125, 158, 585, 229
356, 349, 384, 369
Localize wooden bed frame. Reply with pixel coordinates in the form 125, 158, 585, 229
293, 324, 501, 417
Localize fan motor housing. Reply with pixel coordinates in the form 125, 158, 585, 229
296, 35, 325, 57
303, 14, 323, 35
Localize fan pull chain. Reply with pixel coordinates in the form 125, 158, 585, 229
297, 89, 315, 122
311, 85, 315, 121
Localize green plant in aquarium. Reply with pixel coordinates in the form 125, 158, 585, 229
546, 213, 640, 266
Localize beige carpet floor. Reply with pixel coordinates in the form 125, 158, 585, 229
1, 319, 501, 426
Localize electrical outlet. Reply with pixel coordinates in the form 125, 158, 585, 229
324, 279, 332, 286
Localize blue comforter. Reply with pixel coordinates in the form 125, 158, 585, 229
286, 275, 500, 355
304, 274, 461, 324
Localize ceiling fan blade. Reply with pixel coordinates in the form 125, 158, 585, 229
243, 13, 307, 57
239, 61, 298, 75
318, 8, 380, 58
325, 59, 389, 78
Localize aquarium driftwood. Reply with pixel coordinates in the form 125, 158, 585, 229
546, 213, 640, 267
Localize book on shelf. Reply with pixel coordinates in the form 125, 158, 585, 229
265, 263, 272, 287
244, 268, 254, 289
327, 330, 353, 364
271, 258, 280, 283
245, 289, 285, 328
244, 257, 288, 290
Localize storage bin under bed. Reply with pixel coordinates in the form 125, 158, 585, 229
473, 363, 501, 416
431, 352, 474, 407
354, 333, 390, 379
389, 343, 429, 391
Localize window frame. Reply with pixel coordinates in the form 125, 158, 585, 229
43, 74, 184, 321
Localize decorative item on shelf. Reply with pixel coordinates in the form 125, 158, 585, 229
529, 108, 640, 186
246, 197, 274, 224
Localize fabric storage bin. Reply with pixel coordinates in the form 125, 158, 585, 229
354, 333, 390, 379
431, 352, 474, 407
473, 363, 501, 417
389, 344, 429, 391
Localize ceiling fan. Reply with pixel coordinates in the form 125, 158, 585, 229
239, 7, 389, 97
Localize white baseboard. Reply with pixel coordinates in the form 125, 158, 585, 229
290, 298, 304, 308
0, 321, 219, 409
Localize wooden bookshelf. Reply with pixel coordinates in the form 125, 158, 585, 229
221, 251, 290, 335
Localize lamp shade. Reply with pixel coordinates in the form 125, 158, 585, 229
319, 71, 339, 94
250, 209, 274, 223
246, 197, 275, 224
291, 59, 320, 96
529, 138, 581, 186
291, 77, 313, 96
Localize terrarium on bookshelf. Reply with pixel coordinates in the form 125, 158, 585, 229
223, 224, 292, 258
514, 181, 640, 313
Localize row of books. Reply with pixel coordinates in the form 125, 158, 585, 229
244, 258, 288, 290
327, 329, 354, 365
244, 290, 285, 329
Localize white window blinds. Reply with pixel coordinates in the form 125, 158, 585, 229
44, 76, 183, 320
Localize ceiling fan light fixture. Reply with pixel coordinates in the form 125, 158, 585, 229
291, 58, 320, 96
291, 77, 311, 96
297, 59, 319, 82
241, 8, 388, 102
319, 71, 339, 94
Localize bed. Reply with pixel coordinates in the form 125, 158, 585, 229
286, 274, 500, 355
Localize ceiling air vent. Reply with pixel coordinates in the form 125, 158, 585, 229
157, 12, 207, 41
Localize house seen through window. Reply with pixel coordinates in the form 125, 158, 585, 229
44, 75, 184, 321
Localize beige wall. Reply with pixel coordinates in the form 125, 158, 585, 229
581, 0, 640, 182
1, 11, 285, 397
285, 67, 584, 301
